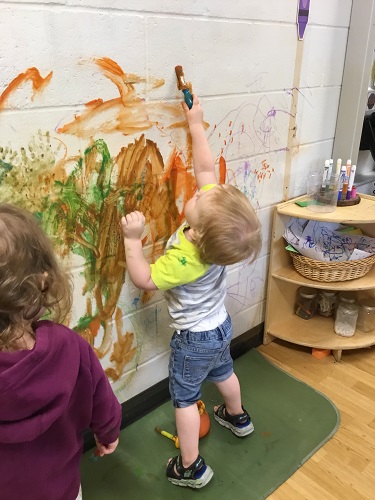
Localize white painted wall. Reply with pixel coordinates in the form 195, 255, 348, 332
0, 0, 353, 401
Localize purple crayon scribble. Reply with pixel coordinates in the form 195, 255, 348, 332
297, 0, 310, 40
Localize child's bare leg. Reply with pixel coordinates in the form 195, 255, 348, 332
213, 372, 253, 437
175, 404, 200, 467
214, 372, 243, 415
166, 403, 213, 489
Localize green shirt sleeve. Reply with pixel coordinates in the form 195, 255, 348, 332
150, 191, 216, 291
150, 248, 209, 291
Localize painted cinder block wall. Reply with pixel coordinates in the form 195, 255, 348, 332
0, 0, 352, 402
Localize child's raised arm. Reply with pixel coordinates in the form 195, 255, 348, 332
121, 211, 158, 291
182, 94, 217, 189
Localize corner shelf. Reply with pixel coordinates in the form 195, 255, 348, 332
264, 193, 375, 361
276, 193, 375, 222
272, 265, 375, 291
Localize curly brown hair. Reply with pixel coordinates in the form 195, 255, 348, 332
194, 185, 262, 266
0, 204, 72, 350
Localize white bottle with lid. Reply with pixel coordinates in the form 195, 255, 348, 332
334, 302, 359, 337
356, 298, 375, 333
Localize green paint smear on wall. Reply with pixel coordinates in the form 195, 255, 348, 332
0, 131, 182, 379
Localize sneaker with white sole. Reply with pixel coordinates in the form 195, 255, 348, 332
214, 404, 254, 437
166, 454, 213, 489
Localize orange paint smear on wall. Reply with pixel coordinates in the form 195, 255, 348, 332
58, 57, 186, 140
57, 57, 167, 138
162, 148, 196, 222
0, 67, 53, 109
219, 155, 227, 184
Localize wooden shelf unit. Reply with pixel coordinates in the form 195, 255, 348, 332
264, 193, 375, 361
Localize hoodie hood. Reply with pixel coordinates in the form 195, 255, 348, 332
0, 320, 80, 443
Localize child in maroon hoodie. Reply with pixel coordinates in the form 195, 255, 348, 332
0, 203, 122, 500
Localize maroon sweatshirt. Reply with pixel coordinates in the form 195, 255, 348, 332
0, 320, 122, 500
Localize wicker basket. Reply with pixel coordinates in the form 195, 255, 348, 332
291, 253, 375, 282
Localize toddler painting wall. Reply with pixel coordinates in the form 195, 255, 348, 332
0, 0, 352, 401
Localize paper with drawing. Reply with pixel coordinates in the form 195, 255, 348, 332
284, 218, 375, 262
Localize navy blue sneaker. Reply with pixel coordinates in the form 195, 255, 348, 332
214, 404, 254, 437
166, 454, 213, 488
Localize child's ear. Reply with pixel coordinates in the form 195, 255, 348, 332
189, 228, 199, 243
41, 272, 49, 292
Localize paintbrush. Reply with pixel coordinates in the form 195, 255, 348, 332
155, 426, 180, 448
89, 448, 101, 463
174, 66, 193, 109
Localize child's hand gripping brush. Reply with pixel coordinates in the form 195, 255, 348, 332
89, 448, 101, 463
175, 65, 193, 109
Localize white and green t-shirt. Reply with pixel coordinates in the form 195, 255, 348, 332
150, 185, 227, 331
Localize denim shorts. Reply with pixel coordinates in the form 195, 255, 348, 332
168, 314, 234, 408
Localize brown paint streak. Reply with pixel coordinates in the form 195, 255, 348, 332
94, 203, 126, 320
81, 133, 190, 345
104, 308, 137, 381
0, 68, 53, 109
116, 134, 183, 247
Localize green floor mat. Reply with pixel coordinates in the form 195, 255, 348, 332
81, 349, 340, 499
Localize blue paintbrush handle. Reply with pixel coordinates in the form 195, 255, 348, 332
182, 89, 193, 109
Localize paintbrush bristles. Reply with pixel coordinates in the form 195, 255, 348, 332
175, 65, 188, 90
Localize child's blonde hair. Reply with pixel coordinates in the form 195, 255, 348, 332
0, 204, 72, 350
194, 185, 262, 266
